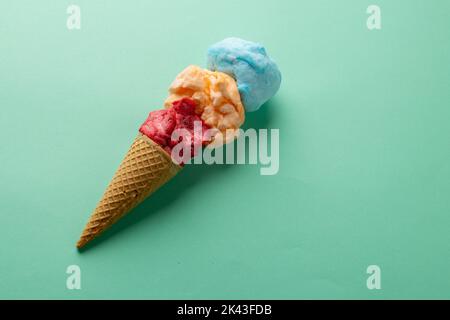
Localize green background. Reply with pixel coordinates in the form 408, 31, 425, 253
1, 0, 449, 299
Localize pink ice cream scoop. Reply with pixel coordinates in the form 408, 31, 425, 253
139, 98, 211, 162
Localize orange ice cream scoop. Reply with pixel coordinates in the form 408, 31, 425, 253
164, 65, 245, 145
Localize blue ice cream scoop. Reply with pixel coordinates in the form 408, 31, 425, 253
207, 37, 281, 112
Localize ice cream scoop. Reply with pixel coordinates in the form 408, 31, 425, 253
165, 65, 245, 144
140, 98, 211, 160
207, 37, 281, 112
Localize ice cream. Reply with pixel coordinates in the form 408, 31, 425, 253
207, 37, 281, 112
139, 97, 211, 160
165, 65, 245, 144
77, 38, 282, 249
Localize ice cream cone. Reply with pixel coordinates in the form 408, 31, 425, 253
76, 133, 182, 249
76, 38, 281, 250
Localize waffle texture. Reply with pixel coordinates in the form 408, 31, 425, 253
77, 133, 182, 248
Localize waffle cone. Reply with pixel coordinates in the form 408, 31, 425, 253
76, 133, 182, 249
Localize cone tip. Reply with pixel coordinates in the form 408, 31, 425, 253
76, 237, 87, 249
